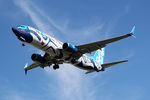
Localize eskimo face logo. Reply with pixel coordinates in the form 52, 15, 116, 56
31, 30, 41, 41
42, 35, 48, 40
36, 29, 48, 41
28, 27, 41, 41
94, 49, 105, 64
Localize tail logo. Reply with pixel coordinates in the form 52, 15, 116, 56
93, 48, 105, 64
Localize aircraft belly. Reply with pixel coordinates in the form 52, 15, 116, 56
72, 56, 98, 71
73, 60, 94, 70
75, 64, 93, 70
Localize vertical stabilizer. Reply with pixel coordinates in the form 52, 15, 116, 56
93, 48, 105, 64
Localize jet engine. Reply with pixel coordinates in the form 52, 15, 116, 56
31, 53, 45, 63
63, 42, 78, 53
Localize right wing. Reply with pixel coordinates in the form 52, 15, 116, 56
76, 26, 135, 56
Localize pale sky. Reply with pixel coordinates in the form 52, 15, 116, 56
0, 0, 150, 100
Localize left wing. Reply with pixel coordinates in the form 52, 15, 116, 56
24, 52, 65, 74
77, 26, 135, 55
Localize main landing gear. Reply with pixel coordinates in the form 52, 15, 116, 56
53, 64, 59, 70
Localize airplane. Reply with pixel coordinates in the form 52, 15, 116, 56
12, 25, 135, 74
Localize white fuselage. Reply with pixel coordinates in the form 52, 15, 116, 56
28, 26, 102, 71
12, 25, 133, 74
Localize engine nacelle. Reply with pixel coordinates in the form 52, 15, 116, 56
31, 53, 45, 63
63, 42, 78, 53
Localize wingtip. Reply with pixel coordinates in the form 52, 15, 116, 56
25, 70, 27, 75
24, 63, 28, 68
24, 63, 28, 75
124, 60, 128, 62
131, 25, 135, 35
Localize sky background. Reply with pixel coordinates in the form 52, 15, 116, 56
0, 0, 150, 100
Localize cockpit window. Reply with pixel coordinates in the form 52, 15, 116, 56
18, 25, 27, 30
20, 25, 25, 28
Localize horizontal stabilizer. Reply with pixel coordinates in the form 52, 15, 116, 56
85, 70, 95, 74
101, 60, 128, 68
85, 60, 128, 74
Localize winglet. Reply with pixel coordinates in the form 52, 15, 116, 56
131, 25, 135, 34
24, 63, 28, 75
25, 70, 27, 75
130, 25, 136, 38
24, 63, 28, 68
130, 25, 135, 35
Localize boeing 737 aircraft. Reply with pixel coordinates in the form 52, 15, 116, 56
12, 25, 135, 74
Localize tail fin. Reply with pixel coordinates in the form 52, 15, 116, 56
92, 48, 105, 64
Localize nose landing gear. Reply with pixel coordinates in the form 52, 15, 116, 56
53, 64, 59, 70
22, 43, 26, 46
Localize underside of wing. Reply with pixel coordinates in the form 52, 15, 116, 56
77, 33, 133, 54
24, 62, 41, 74
76, 26, 135, 55
101, 60, 128, 68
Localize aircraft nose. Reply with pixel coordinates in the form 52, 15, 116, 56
12, 27, 16, 33
12, 27, 19, 36
12, 27, 15, 33
12, 26, 33, 43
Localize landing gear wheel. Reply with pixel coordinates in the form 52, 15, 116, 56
22, 43, 26, 46
53, 64, 59, 70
